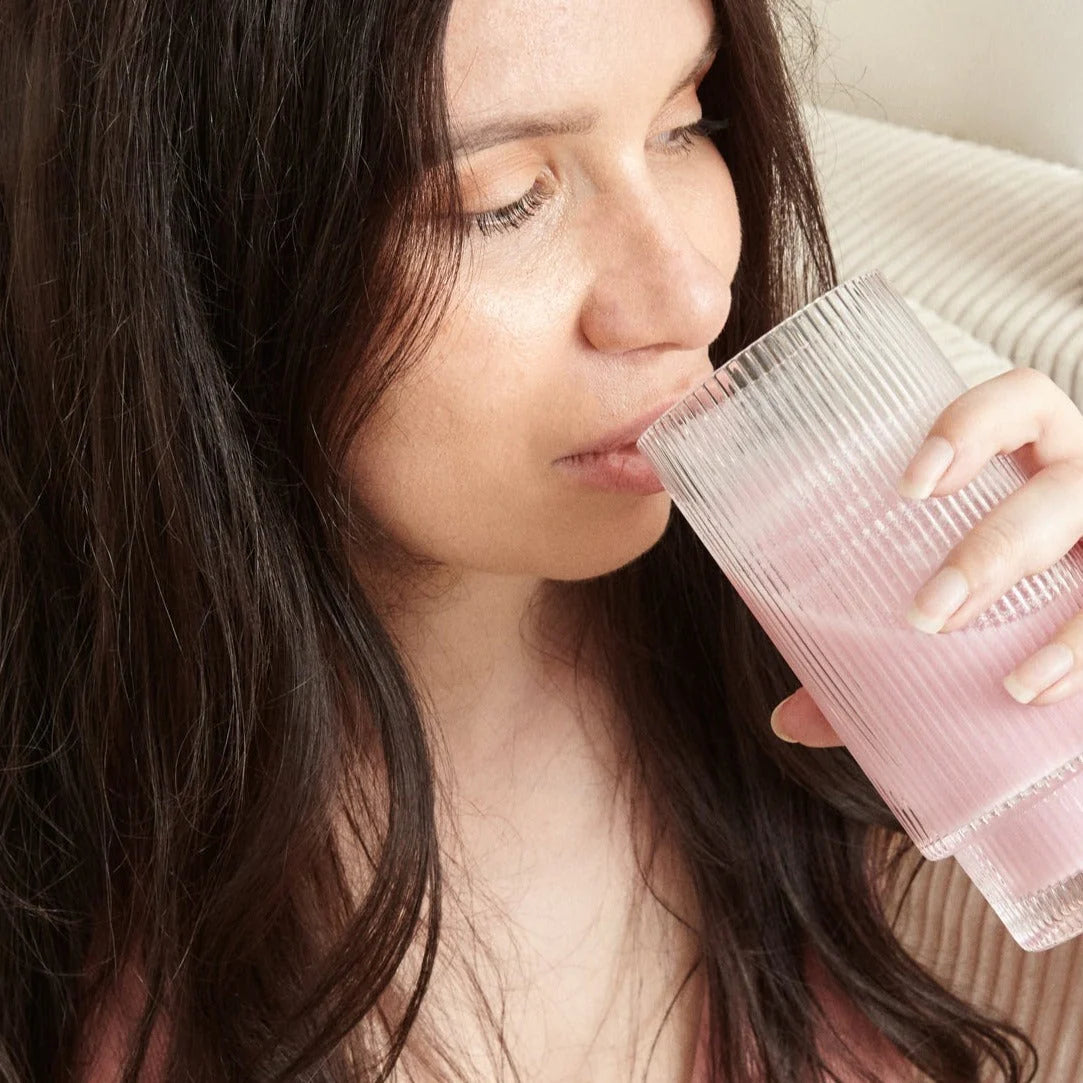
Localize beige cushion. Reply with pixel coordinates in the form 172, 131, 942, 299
805, 106, 1083, 411
871, 303, 1081, 1077
877, 305, 1083, 1077
899, 284, 1078, 1083
883, 848, 1083, 1082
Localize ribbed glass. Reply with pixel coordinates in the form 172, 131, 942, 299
637, 271, 1083, 952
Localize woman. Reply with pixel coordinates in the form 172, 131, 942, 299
4, 0, 1082, 1078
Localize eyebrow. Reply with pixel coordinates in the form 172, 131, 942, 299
449, 19, 724, 157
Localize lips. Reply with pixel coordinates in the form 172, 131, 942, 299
560, 393, 686, 460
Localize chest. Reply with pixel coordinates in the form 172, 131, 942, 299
396, 743, 705, 1082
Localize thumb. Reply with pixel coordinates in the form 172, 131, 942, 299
770, 687, 844, 748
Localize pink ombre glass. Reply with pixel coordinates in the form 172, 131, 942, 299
637, 271, 1083, 952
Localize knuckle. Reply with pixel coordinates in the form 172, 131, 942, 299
1064, 610, 1083, 647
1008, 365, 1050, 391
964, 517, 1021, 584
1047, 457, 1083, 493
934, 401, 968, 435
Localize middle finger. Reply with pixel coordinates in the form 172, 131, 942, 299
905, 458, 1083, 635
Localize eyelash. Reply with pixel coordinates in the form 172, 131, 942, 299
469, 115, 731, 239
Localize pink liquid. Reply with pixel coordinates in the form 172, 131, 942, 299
773, 599, 1083, 887
741, 481, 1083, 928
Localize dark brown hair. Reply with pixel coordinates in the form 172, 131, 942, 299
0, 0, 1039, 1080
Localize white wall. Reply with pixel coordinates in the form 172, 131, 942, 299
795, 0, 1083, 168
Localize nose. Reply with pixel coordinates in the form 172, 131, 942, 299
577, 183, 735, 357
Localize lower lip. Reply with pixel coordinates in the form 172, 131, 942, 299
555, 444, 667, 495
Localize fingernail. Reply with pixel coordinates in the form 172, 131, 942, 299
770, 695, 799, 742
906, 567, 970, 634
1003, 643, 1075, 705
898, 435, 955, 500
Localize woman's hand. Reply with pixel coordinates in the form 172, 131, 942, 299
770, 367, 1083, 747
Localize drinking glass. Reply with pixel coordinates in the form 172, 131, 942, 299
637, 270, 1083, 952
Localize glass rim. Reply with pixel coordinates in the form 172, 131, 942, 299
638, 268, 891, 445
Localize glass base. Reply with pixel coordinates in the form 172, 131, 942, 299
920, 751, 1083, 861
951, 767, 1083, 952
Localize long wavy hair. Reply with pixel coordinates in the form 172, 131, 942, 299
0, 0, 1040, 1080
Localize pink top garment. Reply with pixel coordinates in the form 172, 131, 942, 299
79, 947, 912, 1081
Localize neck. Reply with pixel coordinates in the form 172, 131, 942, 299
353, 547, 614, 778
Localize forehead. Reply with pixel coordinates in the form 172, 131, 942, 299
443, 0, 717, 120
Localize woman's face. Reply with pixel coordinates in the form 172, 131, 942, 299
350, 0, 740, 584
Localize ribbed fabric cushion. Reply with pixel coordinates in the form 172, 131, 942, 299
836, 304, 1083, 1078
805, 106, 1083, 412
883, 307, 1081, 1081
881, 847, 1083, 1083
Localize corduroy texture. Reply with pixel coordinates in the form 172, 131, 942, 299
806, 106, 1083, 412
885, 852, 1083, 1083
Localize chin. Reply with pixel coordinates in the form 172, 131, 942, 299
544, 489, 675, 582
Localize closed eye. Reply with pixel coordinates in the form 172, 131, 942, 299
467, 115, 730, 239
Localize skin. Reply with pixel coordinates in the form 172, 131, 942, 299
345, 0, 740, 1077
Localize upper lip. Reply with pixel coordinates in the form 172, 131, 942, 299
561, 393, 688, 459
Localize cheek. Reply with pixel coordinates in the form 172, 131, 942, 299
343, 320, 555, 565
